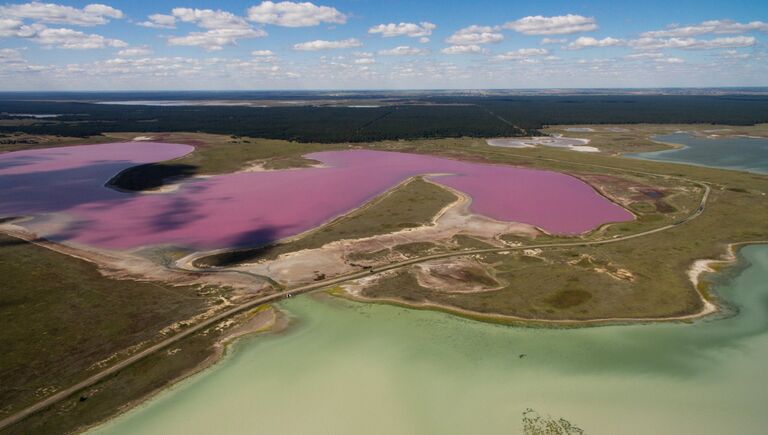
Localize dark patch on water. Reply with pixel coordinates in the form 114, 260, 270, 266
107, 163, 198, 191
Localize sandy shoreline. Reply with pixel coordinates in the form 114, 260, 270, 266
80, 305, 287, 434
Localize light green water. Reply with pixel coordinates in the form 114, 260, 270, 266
631, 132, 768, 174
93, 245, 768, 435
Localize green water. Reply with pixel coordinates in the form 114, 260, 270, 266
92, 245, 768, 434
631, 133, 768, 173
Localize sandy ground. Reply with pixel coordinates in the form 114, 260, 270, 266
187, 184, 539, 287
413, 257, 504, 293
565, 127, 595, 132
486, 136, 600, 152
236, 159, 325, 173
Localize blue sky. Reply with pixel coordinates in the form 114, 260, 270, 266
0, 0, 766, 89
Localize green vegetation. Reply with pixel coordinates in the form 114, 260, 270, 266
522, 408, 585, 435
195, 177, 457, 267
0, 234, 230, 434
9, 333, 219, 435
476, 96, 768, 129
4, 95, 768, 145
451, 234, 495, 250
0, 133, 112, 153
0, 100, 525, 143
391, 241, 442, 258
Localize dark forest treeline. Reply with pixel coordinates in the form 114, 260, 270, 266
0, 102, 526, 142
2, 95, 768, 142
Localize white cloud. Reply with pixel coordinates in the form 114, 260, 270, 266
31, 26, 127, 49
0, 47, 24, 63
642, 20, 768, 38
247, 1, 346, 27
171, 8, 252, 30
0, 47, 48, 75
441, 44, 487, 54
565, 36, 623, 50
156, 8, 267, 50
168, 28, 267, 51
493, 48, 548, 61
117, 47, 152, 57
625, 52, 664, 59
503, 14, 597, 35
378, 46, 429, 56
655, 57, 684, 64
138, 14, 176, 29
446, 25, 503, 45
293, 38, 361, 51
540, 37, 566, 44
0, 2, 123, 26
630, 36, 756, 51
354, 57, 375, 64
0, 18, 126, 49
47, 55, 292, 82
0, 18, 28, 37
721, 49, 750, 59
368, 22, 436, 39
251, 49, 274, 56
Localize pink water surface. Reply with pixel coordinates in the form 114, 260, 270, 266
0, 143, 632, 250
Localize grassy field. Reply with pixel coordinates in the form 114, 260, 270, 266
0, 133, 113, 153
8, 332, 218, 435
195, 177, 458, 267
0, 234, 238, 434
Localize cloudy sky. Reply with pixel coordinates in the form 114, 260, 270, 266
1, 0, 766, 90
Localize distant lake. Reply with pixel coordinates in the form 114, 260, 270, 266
630, 132, 768, 174
4, 113, 60, 118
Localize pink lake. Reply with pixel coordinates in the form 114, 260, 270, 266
0, 143, 633, 250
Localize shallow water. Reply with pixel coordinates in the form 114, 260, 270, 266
93, 245, 768, 435
631, 132, 768, 173
0, 145, 631, 250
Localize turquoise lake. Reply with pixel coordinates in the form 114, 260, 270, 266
631, 132, 768, 173
93, 245, 768, 435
